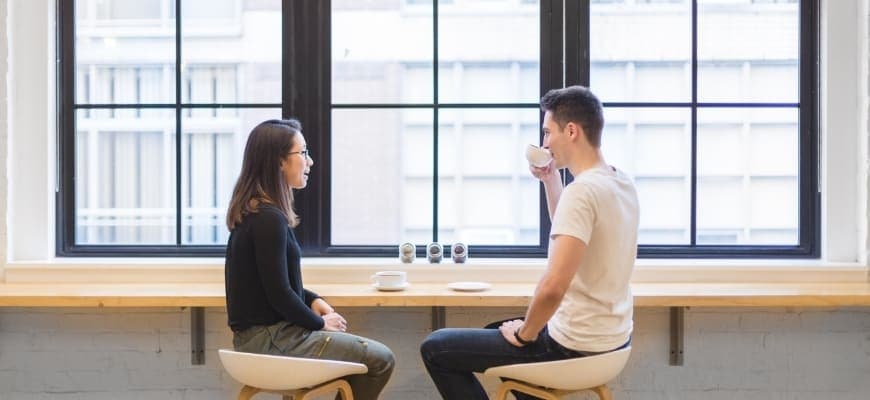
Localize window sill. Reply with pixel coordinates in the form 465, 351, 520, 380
4, 258, 867, 284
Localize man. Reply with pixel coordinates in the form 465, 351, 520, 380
419, 86, 639, 400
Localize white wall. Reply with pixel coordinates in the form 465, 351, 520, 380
4, 0, 54, 265
0, 0, 9, 279
822, 0, 865, 263
862, 0, 870, 266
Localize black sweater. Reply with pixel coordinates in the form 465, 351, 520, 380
225, 205, 324, 332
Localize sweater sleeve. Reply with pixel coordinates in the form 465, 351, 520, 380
303, 289, 322, 307
251, 209, 325, 331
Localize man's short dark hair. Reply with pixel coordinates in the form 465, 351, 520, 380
540, 86, 604, 148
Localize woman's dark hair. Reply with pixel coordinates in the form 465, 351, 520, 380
226, 119, 302, 230
540, 85, 604, 147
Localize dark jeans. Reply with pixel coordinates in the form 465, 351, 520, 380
420, 318, 626, 400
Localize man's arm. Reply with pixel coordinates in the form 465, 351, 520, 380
529, 162, 563, 220
542, 174, 563, 221
505, 234, 586, 345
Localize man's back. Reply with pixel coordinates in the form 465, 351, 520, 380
547, 165, 639, 353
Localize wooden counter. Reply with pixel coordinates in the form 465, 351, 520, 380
1, 282, 869, 308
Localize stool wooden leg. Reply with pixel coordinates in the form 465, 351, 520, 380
493, 383, 512, 400
591, 385, 612, 400
299, 379, 353, 400
495, 381, 560, 400
238, 385, 260, 400
334, 379, 354, 400
282, 396, 294, 400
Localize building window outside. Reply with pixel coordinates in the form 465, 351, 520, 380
67, 0, 280, 251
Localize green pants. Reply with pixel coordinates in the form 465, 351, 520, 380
233, 321, 395, 400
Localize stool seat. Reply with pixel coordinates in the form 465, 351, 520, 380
483, 347, 631, 400
218, 349, 367, 391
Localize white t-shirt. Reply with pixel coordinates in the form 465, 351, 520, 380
546, 165, 639, 352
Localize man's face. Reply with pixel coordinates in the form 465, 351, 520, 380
542, 111, 565, 168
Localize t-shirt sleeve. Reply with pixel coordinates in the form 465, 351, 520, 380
549, 182, 597, 245
251, 209, 325, 331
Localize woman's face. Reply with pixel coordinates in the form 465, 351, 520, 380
280, 133, 314, 189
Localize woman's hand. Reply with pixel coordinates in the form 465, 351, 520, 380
311, 298, 335, 316
322, 312, 347, 332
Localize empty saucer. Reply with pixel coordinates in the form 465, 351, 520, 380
373, 282, 410, 292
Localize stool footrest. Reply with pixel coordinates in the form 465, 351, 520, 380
493, 381, 611, 400
237, 379, 354, 400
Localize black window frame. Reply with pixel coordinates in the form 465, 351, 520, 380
57, 0, 819, 258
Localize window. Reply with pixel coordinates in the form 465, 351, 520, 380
60, 0, 280, 255
58, 0, 818, 257
329, 1, 543, 252
588, 0, 816, 256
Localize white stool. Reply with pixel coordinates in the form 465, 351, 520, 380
483, 346, 631, 400
218, 349, 368, 400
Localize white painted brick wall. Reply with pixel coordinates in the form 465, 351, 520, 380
0, 0, 9, 278
864, 0, 870, 266
0, 307, 868, 399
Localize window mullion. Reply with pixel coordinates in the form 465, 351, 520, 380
175, 0, 183, 247
690, 0, 698, 246
432, 0, 440, 244
284, 0, 331, 255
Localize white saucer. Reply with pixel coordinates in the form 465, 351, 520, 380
447, 281, 492, 292
373, 282, 410, 292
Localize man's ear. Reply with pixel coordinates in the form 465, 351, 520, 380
567, 122, 589, 146
566, 122, 580, 140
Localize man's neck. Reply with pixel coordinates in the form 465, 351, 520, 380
567, 148, 606, 177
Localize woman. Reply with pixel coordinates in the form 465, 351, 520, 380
225, 119, 395, 400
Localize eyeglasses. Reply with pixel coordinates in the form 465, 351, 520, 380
288, 149, 311, 159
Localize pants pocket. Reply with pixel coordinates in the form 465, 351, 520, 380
315, 335, 333, 358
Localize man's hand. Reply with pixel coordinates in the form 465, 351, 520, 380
499, 319, 533, 347
311, 298, 335, 317
529, 159, 559, 183
322, 312, 347, 332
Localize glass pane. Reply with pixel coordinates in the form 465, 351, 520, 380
698, 0, 799, 102
600, 107, 691, 244
181, 108, 281, 245
437, 108, 540, 246
183, 0, 238, 21
591, 0, 691, 102
696, 107, 798, 245
75, 108, 176, 245
331, 0, 434, 103
75, 0, 175, 104
438, 0, 540, 103
96, 0, 163, 20
182, 0, 279, 103
332, 109, 434, 245
74, 49, 176, 104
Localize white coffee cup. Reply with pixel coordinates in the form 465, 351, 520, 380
371, 270, 407, 288
525, 144, 552, 168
